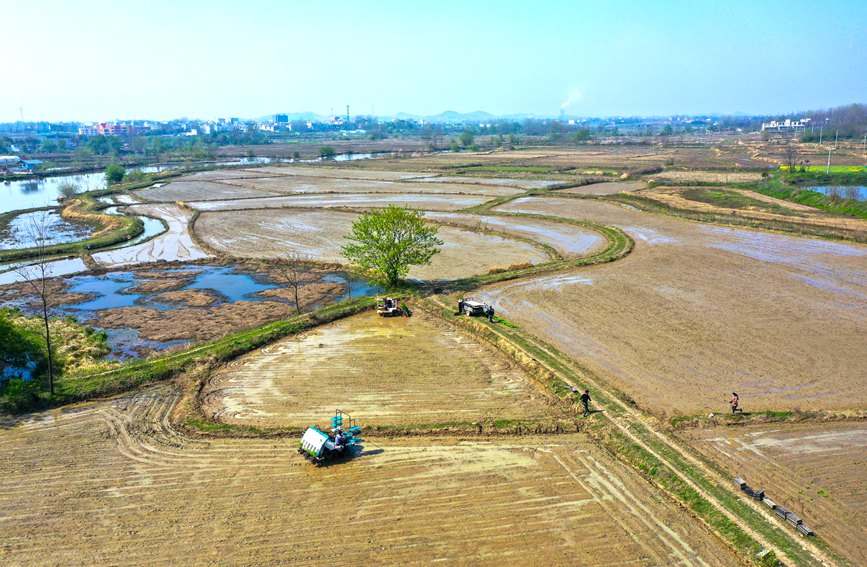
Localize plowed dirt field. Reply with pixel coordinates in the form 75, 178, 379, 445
685, 421, 867, 565
202, 310, 559, 427
487, 197, 867, 416
0, 384, 735, 565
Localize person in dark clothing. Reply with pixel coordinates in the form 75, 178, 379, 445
580, 390, 591, 417
458, 298, 465, 315
486, 304, 495, 323
729, 392, 743, 413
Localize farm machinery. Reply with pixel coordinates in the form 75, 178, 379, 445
376, 296, 405, 317
459, 298, 487, 317
298, 410, 362, 466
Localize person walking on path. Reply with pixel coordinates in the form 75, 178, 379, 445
580, 390, 592, 417
486, 304, 495, 323
729, 392, 743, 414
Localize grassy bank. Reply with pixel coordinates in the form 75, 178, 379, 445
0, 296, 376, 413
748, 178, 867, 220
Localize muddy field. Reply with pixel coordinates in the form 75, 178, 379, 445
92, 203, 209, 266
557, 180, 646, 195
0, 383, 735, 565
648, 170, 764, 184
189, 192, 491, 212
685, 421, 867, 565
218, 176, 526, 197
194, 209, 550, 280
425, 212, 607, 257
136, 180, 282, 202
202, 310, 560, 427
484, 196, 867, 416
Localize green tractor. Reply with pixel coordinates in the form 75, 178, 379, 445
298, 410, 362, 466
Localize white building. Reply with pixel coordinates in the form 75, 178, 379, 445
761, 118, 811, 132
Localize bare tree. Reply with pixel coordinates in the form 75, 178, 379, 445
58, 181, 81, 200
273, 251, 312, 315
783, 144, 799, 170
13, 212, 57, 395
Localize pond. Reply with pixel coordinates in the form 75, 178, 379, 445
1, 172, 108, 213
803, 186, 867, 202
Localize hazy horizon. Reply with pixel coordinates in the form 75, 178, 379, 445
4, 0, 866, 123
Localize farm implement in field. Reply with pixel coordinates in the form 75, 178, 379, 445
298, 410, 363, 466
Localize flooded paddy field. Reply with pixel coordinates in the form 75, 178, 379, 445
425, 212, 607, 258
0, 262, 371, 358
194, 209, 550, 280
0, 209, 92, 249
487, 196, 867, 416
202, 310, 560, 428
684, 421, 867, 565
188, 192, 491, 212
91, 203, 208, 266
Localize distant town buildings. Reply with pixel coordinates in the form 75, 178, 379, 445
78, 122, 137, 137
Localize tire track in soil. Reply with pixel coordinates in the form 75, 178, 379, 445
426, 295, 835, 566
0, 383, 735, 565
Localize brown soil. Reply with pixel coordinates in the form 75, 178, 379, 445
643, 186, 867, 232
92, 203, 209, 266
218, 175, 525, 197
557, 180, 646, 195
0, 384, 736, 565
154, 289, 218, 307
685, 421, 867, 565
189, 192, 492, 212
125, 277, 192, 294
135, 180, 281, 202
488, 196, 867, 416
201, 310, 562, 427
649, 170, 764, 184
425, 212, 608, 258
194, 209, 551, 280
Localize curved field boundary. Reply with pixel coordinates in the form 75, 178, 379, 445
443, 211, 633, 289
421, 295, 841, 567
41, 296, 377, 409
0, 194, 144, 263
549, 191, 866, 244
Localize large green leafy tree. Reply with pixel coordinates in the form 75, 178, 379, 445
342, 205, 443, 287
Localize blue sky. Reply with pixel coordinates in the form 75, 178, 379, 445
3, 0, 865, 121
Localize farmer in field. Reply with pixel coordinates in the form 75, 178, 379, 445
580, 390, 592, 417
729, 392, 743, 414
486, 304, 495, 323
458, 298, 465, 315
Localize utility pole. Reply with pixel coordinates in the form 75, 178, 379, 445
819, 124, 823, 145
